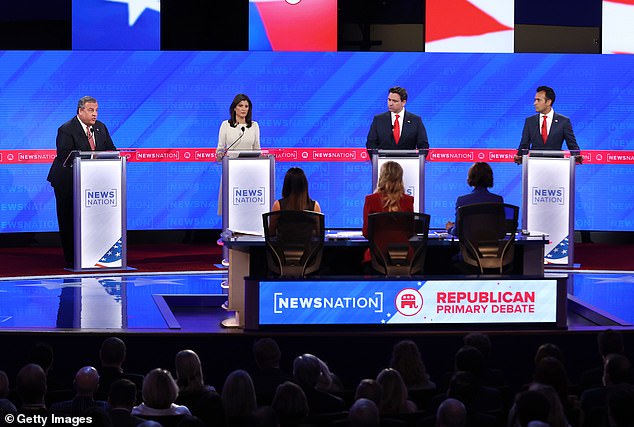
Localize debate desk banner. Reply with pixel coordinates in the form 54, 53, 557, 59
257, 279, 559, 326
76, 157, 125, 269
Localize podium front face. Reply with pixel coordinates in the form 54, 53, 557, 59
371, 151, 425, 212
522, 152, 575, 266
74, 156, 127, 270
222, 155, 275, 235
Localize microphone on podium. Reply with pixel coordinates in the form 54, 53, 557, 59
225, 126, 246, 153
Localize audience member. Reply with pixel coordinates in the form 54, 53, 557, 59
176, 415, 206, 427
435, 397, 466, 427
271, 381, 308, 427
16, 363, 48, 415
463, 333, 507, 388
292, 354, 345, 415
108, 379, 145, 427
579, 329, 626, 393
221, 369, 258, 427
511, 389, 551, 427
389, 340, 435, 391
607, 383, 634, 427
534, 343, 565, 367
581, 353, 632, 427
375, 368, 417, 415
132, 368, 191, 426
174, 349, 224, 426
251, 338, 292, 405
0, 370, 17, 418
533, 356, 580, 427
98, 337, 144, 400
349, 398, 380, 427
354, 379, 382, 408
442, 371, 497, 427
250, 406, 279, 427
50, 366, 108, 416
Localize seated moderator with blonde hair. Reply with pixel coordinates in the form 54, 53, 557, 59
362, 161, 414, 238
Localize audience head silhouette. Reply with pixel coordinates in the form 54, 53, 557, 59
436, 397, 466, 427
100, 337, 127, 368
253, 338, 282, 369
348, 398, 380, 427
175, 349, 205, 393
221, 369, 257, 418
142, 368, 179, 410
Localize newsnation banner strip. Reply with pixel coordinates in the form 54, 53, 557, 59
1, 149, 633, 164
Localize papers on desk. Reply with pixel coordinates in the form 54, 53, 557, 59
521, 230, 549, 238
429, 231, 452, 239
325, 230, 365, 240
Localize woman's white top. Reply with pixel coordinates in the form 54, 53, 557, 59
216, 120, 260, 161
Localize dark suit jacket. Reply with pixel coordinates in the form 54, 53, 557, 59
366, 111, 429, 152
47, 116, 116, 197
448, 187, 503, 235
517, 112, 580, 155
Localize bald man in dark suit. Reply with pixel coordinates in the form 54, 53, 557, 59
47, 96, 116, 267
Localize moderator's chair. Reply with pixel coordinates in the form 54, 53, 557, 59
456, 202, 519, 274
262, 210, 325, 277
367, 212, 430, 276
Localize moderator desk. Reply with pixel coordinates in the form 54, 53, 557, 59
222, 231, 547, 328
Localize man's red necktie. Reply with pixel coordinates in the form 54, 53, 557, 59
541, 115, 548, 144
393, 114, 400, 144
87, 127, 96, 150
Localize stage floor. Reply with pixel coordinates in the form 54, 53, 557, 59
0, 269, 632, 333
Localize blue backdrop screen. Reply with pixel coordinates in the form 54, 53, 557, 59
1, 51, 633, 232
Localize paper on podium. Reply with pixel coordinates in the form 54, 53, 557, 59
325, 230, 364, 240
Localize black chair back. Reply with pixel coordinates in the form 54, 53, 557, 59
456, 202, 519, 274
262, 210, 325, 277
367, 212, 430, 276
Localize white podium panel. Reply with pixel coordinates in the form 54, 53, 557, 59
74, 153, 127, 270
222, 154, 275, 236
522, 152, 575, 266
371, 150, 426, 212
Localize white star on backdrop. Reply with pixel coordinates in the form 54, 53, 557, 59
107, 0, 160, 26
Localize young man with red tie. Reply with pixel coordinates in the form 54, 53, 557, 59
514, 85, 581, 164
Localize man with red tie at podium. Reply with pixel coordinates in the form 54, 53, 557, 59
366, 86, 429, 154
514, 86, 582, 165
47, 96, 116, 268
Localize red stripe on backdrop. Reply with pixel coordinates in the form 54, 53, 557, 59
426, 0, 512, 42
2, 149, 634, 164
605, 0, 634, 5
255, 0, 337, 51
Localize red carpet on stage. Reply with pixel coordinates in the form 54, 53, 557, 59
0, 242, 223, 277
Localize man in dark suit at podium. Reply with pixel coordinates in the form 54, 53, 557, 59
47, 96, 116, 268
514, 86, 581, 164
366, 86, 429, 154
